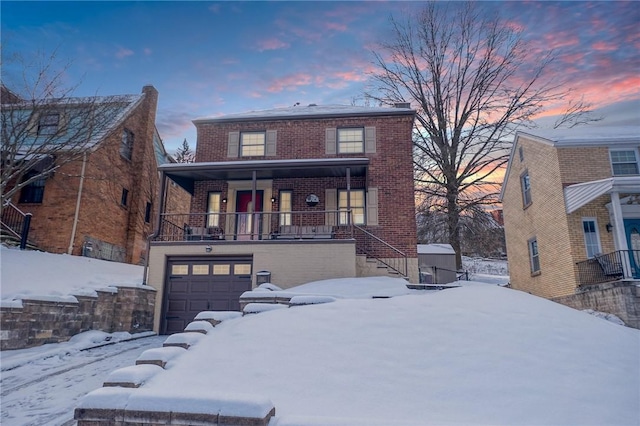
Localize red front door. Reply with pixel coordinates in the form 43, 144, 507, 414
236, 190, 263, 240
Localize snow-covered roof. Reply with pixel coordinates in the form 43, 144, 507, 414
193, 104, 414, 123
516, 126, 640, 147
417, 244, 455, 255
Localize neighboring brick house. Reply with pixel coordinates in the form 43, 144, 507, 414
2, 85, 190, 265
146, 104, 418, 333
500, 127, 640, 327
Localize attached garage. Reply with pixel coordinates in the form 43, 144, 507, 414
162, 256, 253, 334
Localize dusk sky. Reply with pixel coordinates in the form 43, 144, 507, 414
2, 1, 639, 153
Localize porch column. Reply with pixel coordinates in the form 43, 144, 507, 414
610, 191, 631, 278
346, 167, 351, 226
251, 170, 257, 240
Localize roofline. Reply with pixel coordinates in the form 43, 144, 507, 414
158, 157, 370, 173
192, 109, 416, 124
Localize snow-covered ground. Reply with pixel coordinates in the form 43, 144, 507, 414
1, 247, 639, 425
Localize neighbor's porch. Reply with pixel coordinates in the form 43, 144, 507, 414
565, 176, 640, 287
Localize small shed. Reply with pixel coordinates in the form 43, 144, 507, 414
417, 244, 457, 284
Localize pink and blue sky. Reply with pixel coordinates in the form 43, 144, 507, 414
2, 1, 639, 152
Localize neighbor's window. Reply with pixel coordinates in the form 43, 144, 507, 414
121, 188, 129, 207
38, 113, 60, 136
120, 129, 134, 160
610, 150, 639, 176
337, 128, 364, 153
145, 202, 152, 223
528, 237, 540, 274
338, 189, 365, 225
207, 192, 221, 227
520, 170, 532, 207
279, 190, 292, 226
240, 132, 265, 156
19, 171, 46, 203
582, 218, 601, 259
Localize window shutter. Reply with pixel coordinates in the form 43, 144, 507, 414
366, 187, 379, 226
227, 131, 240, 158
364, 127, 376, 153
325, 188, 337, 226
27, 112, 39, 136
325, 128, 336, 155
266, 130, 277, 156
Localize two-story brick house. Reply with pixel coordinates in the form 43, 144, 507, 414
146, 104, 418, 333
2, 85, 190, 265
500, 127, 640, 326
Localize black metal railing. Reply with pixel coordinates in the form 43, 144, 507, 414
353, 225, 408, 278
0, 201, 32, 250
576, 250, 640, 286
154, 210, 353, 242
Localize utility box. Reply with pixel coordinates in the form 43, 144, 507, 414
256, 270, 271, 285
417, 244, 457, 284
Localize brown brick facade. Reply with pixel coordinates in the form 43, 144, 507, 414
10, 86, 189, 265
192, 113, 417, 257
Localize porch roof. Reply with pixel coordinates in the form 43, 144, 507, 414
159, 157, 369, 194
564, 176, 640, 214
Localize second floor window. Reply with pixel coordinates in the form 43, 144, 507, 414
610, 149, 639, 176
120, 129, 134, 160
520, 170, 532, 207
337, 128, 364, 153
240, 132, 265, 157
38, 113, 60, 136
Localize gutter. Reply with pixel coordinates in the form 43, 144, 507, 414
68, 152, 87, 254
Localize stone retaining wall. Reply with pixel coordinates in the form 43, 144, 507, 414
0, 285, 156, 350
552, 280, 640, 329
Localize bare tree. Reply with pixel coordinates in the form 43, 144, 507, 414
1, 51, 127, 214
368, 2, 597, 267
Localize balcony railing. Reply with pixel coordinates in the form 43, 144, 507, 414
576, 250, 640, 286
154, 210, 354, 242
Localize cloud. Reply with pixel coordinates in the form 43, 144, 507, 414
266, 73, 313, 93
591, 41, 617, 52
115, 47, 134, 59
143, 48, 152, 56
255, 37, 290, 52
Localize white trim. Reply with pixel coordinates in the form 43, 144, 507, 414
564, 176, 640, 214
581, 217, 602, 259
609, 147, 640, 176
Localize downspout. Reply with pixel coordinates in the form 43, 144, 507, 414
143, 171, 167, 285
68, 152, 87, 255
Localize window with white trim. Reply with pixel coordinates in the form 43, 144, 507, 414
38, 113, 60, 135
582, 218, 602, 259
337, 128, 364, 153
279, 190, 292, 226
520, 170, 532, 207
528, 237, 540, 274
610, 149, 639, 176
120, 129, 134, 160
338, 189, 365, 225
207, 192, 221, 227
240, 132, 265, 156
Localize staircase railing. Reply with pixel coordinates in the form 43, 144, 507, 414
1, 201, 33, 250
353, 225, 407, 278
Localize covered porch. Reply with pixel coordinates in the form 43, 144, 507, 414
565, 176, 640, 284
150, 158, 412, 281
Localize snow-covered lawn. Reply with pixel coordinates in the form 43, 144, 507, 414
2, 247, 638, 425
0, 245, 145, 304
